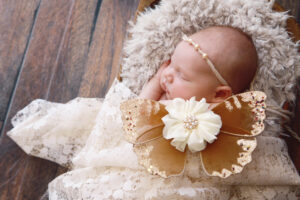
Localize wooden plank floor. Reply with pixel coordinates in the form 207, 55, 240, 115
0, 0, 299, 199
0, 0, 139, 199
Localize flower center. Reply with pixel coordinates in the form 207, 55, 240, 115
183, 115, 198, 130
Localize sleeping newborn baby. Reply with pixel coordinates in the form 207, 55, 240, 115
139, 26, 258, 106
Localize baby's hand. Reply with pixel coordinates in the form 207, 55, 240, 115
139, 60, 170, 100
155, 60, 170, 80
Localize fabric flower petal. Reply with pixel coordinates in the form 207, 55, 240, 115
170, 137, 188, 152
163, 97, 222, 152
166, 98, 186, 120
197, 125, 218, 143
191, 98, 209, 115
188, 130, 206, 152
163, 123, 187, 140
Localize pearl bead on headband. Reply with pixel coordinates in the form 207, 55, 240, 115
182, 34, 229, 86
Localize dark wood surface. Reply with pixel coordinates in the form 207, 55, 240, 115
0, 0, 299, 199
0, 0, 139, 199
0, 0, 40, 130
288, 78, 300, 172
276, 0, 300, 23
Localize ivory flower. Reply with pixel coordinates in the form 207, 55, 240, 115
162, 97, 222, 153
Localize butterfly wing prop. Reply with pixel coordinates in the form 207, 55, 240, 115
201, 91, 266, 178
120, 99, 186, 177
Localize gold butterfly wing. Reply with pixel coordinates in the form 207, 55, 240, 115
213, 91, 266, 137
120, 99, 186, 178
200, 91, 266, 178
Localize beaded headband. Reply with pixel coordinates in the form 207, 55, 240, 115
182, 35, 229, 86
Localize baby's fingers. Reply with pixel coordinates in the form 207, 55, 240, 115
156, 59, 170, 75
161, 59, 171, 68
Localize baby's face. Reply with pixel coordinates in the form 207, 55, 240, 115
160, 41, 220, 102
159, 27, 258, 101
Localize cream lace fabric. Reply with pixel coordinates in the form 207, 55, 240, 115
9, 97, 102, 167
8, 79, 300, 199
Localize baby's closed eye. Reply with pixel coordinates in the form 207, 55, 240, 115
177, 70, 190, 81
179, 73, 189, 81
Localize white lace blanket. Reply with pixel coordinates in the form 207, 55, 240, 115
8, 79, 300, 199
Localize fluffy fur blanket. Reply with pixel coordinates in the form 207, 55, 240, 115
120, 0, 300, 137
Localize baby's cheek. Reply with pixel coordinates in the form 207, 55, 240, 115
176, 90, 194, 100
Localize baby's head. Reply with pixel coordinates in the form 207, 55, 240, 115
160, 26, 258, 102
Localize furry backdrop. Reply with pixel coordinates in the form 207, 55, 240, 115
120, 0, 300, 137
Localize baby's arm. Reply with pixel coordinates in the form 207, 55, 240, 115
139, 61, 169, 100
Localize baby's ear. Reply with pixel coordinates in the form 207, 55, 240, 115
211, 86, 232, 103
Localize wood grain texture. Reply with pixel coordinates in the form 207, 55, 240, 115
0, 0, 40, 123
276, 0, 300, 23
0, 0, 96, 199
46, 0, 102, 102
78, 0, 139, 97
0, 0, 139, 199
